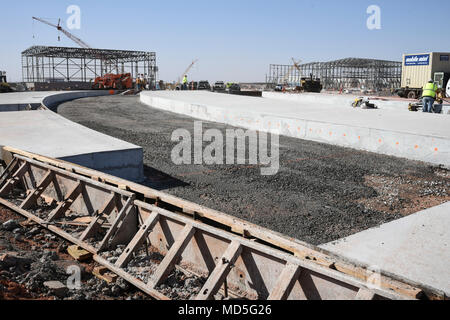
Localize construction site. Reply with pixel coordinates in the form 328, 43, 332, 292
0, 6, 449, 305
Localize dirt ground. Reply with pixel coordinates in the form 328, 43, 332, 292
0, 206, 149, 300
56, 95, 450, 245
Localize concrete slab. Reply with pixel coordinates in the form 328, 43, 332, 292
320, 202, 450, 296
140, 91, 450, 167
0, 91, 143, 181
263, 91, 450, 115
0, 110, 143, 181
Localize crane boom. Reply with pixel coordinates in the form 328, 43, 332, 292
176, 59, 198, 87
32, 16, 91, 48
280, 58, 302, 84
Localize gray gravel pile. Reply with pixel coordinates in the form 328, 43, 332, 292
58, 96, 450, 245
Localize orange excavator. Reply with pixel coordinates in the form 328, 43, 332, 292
92, 73, 133, 90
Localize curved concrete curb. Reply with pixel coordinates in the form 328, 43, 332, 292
0, 90, 111, 111
140, 91, 450, 168
0, 91, 144, 182
41, 90, 111, 109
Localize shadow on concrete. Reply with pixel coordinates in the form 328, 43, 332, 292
141, 164, 189, 191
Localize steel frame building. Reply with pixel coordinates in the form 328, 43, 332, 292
22, 46, 157, 85
266, 58, 401, 91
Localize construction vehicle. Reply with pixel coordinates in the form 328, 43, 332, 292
0, 71, 6, 83
92, 73, 132, 90
292, 59, 323, 93
0, 71, 12, 93
395, 52, 450, 99
213, 81, 226, 92
197, 81, 211, 91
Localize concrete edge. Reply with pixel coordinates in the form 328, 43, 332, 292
140, 92, 450, 168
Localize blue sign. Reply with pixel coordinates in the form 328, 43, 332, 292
404, 54, 430, 66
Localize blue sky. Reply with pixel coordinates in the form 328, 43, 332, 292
1, 0, 449, 82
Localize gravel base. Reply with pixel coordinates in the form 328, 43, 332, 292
56, 95, 450, 245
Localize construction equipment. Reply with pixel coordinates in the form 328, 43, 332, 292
0, 71, 12, 93
32, 17, 90, 48
0, 71, 6, 83
352, 97, 378, 109
92, 73, 132, 90
408, 92, 444, 113
175, 60, 198, 90
0, 146, 445, 300
292, 58, 323, 93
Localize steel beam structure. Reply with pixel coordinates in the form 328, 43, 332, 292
21, 46, 158, 87
266, 58, 401, 92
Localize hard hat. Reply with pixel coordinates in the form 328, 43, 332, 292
428, 79, 434, 83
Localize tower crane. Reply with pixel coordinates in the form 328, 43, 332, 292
32, 16, 91, 48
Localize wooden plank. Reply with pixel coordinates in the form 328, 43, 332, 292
46, 182, 82, 221
20, 171, 54, 209
268, 263, 301, 300
196, 240, 242, 300
354, 288, 376, 300
14, 155, 133, 198
0, 197, 97, 254
115, 211, 159, 268
0, 158, 17, 182
150, 224, 196, 288
0, 162, 28, 196
79, 194, 116, 241
92, 266, 118, 283
67, 245, 93, 261
97, 196, 134, 251
137, 202, 412, 301
93, 255, 170, 300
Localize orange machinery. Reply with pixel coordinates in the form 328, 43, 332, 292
92, 73, 133, 90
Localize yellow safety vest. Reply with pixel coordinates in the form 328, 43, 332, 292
422, 83, 437, 98
182, 77, 188, 84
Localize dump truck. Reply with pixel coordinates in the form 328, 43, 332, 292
92, 73, 133, 90
395, 52, 450, 99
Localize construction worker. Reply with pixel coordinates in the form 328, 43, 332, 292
135, 76, 141, 91
422, 79, 438, 113
182, 75, 188, 90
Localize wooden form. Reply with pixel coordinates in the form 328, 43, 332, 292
0, 147, 444, 300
